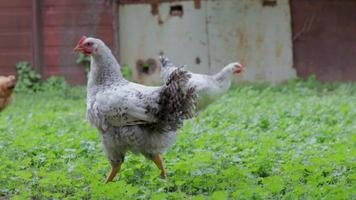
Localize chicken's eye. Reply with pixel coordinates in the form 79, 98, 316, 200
85, 42, 93, 47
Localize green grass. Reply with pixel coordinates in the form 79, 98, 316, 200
0, 80, 355, 199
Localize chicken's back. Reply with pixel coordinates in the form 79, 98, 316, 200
189, 73, 230, 109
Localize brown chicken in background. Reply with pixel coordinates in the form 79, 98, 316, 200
0, 75, 16, 111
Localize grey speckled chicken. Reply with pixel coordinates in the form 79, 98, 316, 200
160, 58, 244, 110
74, 36, 197, 183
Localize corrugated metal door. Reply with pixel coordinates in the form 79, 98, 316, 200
291, 0, 356, 81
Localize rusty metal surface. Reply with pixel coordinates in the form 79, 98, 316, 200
118, 0, 201, 12
118, 0, 195, 4
291, 0, 356, 82
119, 0, 296, 84
118, 1, 209, 84
206, 0, 295, 83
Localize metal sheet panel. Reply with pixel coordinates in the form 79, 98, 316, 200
291, 0, 356, 82
119, 0, 295, 84
206, 0, 295, 83
118, 1, 209, 84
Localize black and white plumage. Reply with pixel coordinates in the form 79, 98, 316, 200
74, 36, 197, 182
160, 57, 244, 109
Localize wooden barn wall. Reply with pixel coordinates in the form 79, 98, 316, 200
0, 0, 32, 76
291, 0, 356, 82
41, 0, 116, 84
0, 0, 117, 85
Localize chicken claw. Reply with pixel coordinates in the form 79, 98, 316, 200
105, 164, 121, 183
153, 154, 168, 179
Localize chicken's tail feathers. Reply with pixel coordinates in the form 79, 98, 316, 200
159, 55, 179, 82
154, 68, 197, 132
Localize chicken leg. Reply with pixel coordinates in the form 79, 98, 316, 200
153, 154, 168, 179
105, 164, 121, 183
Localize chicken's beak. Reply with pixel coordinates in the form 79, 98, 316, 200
74, 45, 83, 53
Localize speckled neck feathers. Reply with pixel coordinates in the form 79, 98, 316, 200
87, 42, 124, 90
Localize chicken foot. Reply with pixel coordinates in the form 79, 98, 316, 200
105, 164, 121, 183
152, 154, 168, 179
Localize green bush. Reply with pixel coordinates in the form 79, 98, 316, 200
41, 77, 69, 92
76, 52, 91, 74
14, 61, 69, 93
121, 64, 133, 81
15, 61, 42, 92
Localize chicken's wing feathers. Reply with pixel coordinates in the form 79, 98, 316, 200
95, 88, 158, 126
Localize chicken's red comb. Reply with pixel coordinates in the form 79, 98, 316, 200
78, 35, 88, 45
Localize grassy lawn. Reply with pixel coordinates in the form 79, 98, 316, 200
0, 80, 355, 199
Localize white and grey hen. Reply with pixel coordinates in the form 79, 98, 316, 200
74, 36, 197, 182
160, 57, 244, 110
